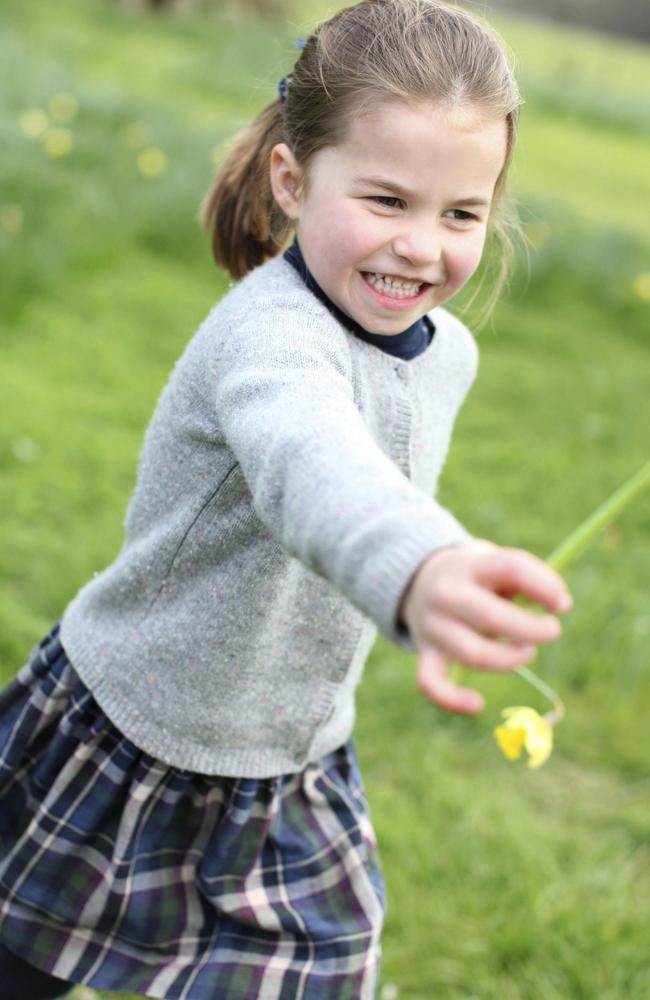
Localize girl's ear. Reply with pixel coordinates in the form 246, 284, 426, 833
270, 143, 303, 220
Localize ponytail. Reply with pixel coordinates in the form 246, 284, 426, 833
201, 100, 292, 280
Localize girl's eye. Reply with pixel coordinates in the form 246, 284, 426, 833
445, 208, 478, 222
371, 195, 405, 209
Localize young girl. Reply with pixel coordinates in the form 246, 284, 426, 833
0, 1, 572, 996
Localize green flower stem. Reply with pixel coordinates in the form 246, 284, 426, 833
516, 666, 563, 709
544, 459, 650, 573
514, 458, 650, 715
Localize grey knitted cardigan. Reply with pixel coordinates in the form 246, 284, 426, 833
60, 256, 478, 777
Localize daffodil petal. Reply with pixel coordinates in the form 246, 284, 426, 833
501, 706, 542, 724
494, 723, 525, 760
524, 722, 553, 769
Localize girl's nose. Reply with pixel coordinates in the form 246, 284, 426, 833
391, 226, 442, 268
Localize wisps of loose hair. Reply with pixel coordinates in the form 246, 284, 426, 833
201, 0, 523, 314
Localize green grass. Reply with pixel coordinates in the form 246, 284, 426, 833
1, 2, 650, 998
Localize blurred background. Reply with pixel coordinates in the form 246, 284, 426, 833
1, 0, 649, 997
486, 0, 648, 40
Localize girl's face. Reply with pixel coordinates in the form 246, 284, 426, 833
271, 100, 507, 334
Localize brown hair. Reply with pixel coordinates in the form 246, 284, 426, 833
202, 0, 523, 307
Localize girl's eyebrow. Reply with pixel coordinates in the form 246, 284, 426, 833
449, 196, 492, 208
352, 174, 491, 207
352, 174, 413, 197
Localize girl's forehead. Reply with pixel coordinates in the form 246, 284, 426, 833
329, 100, 507, 168
343, 98, 502, 144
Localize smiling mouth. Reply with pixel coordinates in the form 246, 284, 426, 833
362, 271, 429, 299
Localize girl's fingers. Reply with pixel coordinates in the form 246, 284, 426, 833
441, 585, 562, 645
416, 646, 484, 714
475, 548, 572, 614
423, 616, 538, 671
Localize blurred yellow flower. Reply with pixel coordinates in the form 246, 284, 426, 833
121, 121, 150, 149
49, 93, 79, 123
137, 147, 168, 178
0, 204, 24, 234
43, 128, 74, 158
494, 706, 553, 769
632, 272, 650, 302
20, 108, 49, 138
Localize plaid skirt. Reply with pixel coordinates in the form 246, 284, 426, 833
0, 624, 385, 999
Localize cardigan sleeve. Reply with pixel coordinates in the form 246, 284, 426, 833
211, 297, 472, 651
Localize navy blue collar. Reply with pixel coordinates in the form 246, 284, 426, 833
283, 239, 434, 360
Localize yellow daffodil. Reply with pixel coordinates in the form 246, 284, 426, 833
49, 93, 79, 123
20, 108, 49, 138
632, 273, 650, 303
137, 146, 168, 178
492, 460, 650, 770
43, 128, 74, 158
494, 706, 554, 769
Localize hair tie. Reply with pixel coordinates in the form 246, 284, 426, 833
278, 74, 293, 103
278, 37, 309, 102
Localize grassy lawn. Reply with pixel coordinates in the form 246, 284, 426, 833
1, 1, 649, 997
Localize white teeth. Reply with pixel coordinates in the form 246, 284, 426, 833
365, 272, 423, 298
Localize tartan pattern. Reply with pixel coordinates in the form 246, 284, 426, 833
0, 625, 385, 998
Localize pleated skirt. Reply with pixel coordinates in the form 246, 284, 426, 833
0, 624, 385, 999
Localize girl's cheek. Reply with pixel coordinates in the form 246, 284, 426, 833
458, 240, 486, 284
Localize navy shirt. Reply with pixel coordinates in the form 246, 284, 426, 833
284, 239, 435, 361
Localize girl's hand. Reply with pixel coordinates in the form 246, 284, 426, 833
398, 540, 573, 714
